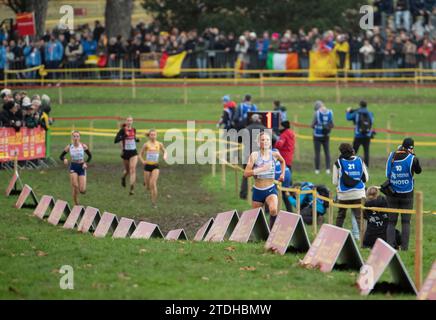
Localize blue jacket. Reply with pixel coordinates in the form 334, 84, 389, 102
81, 39, 97, 57
346, 108, 374, 138
258, 39, 270, 60
288, 182, 326, 215
24, 46, 42, 67
0, 46, 6, 69
45, 40, 64, 62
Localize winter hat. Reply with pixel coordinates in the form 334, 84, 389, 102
222, 95, 230, 103
402, 137, 414, 150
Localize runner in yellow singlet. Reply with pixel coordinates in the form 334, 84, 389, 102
139, 129, 167, 208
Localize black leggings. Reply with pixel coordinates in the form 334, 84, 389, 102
313, 137, 331, 171
386, 196, 413, 251
353, 137, 370, 167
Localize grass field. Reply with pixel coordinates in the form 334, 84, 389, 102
0, 84, 435, 299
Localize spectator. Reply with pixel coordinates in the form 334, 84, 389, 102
93, 20, 105, 41
65, 36, 84, 69
346, 100, 374, 167
258, 32, 270, 69
363, 186, 401, 249
333, 143, 369, 241
0, 40, 7, 80
403, 37, 418, 68
395, 0, 412, 31
273, 100, 287, 121
418, 37, 434, 68
232, 94, 258, 130
23, 98, 39, 129
82, 33, 97, 59
359, 39, 375, 70
312, 100, 334, 175
0, 100, 22, 130
195, 36, 208, 77
274, 152, 293, 212
247, 32, 258, 70
45, 34, 64, 79
384, 138, 422, 251
288, 182, 330, 225
23, 41, 42, 79
41, 94, 51, 115
217, 95, 237, 130
235, 35, 249, 69
274, 120, 295, 172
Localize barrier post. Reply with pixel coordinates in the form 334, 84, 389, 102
312, 190, 318, 235
89, 120, 94, 151
277, 182, 282, 211
119, 60, 124, 85
183, 77, 188, 105
386, 117, 391, 155
247, 177, 252, 206
414, 70, 418, 95
131, 71, 136, 99
4, 71, 7, 87
360, 198, 365, 247
335, 74, 341, 104
414, 191, 423, 290
296, 188, 301, 215
293, 114, 301, 162
14, 153, 18, 174
260, 71, 264, 99
328, 191, 334, 225
221, 163, 226, 189
211, 163, 216, 177
234, 166, 238, 196
58, 84, 63, 105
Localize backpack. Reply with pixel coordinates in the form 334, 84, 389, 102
357, 111, 372, 135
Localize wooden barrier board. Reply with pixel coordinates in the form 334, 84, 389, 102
265, 210, 311, 254
93, 212, 119, 238
113, 217, 137, 238
15, 184, 38, 209
62, 205, 85, 230
131, 221, 163, 239
77, 206, 101, 233
418, 261, 436, 300
229, 208, 269, 243
5, 171, 21, 196
204, 210, 239, 242
165, 228, 188, 240
193, 218, 214, 241
302, 224, 363, 272
33, 195, 55, 219
357, 238, 417, 295
47, 200, 71, 225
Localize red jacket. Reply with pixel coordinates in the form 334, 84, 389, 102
274, 129, 295, 166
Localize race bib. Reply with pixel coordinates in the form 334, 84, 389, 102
146, 151, 159, 163
125, 138, 136, 150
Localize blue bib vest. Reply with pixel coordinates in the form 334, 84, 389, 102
338, 157, 365, 192
386, 152, 414, 193
274, 161, 291, 187
313, 110, 333, 137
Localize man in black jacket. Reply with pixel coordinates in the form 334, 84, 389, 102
384, 137, 422, 250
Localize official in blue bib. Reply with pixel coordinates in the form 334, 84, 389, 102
333, 143, 369, 241
384, 138, 422, 251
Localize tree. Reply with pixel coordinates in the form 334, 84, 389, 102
105, 0, 133, 40
4, 0, 49, 38
142, 0, 366, 34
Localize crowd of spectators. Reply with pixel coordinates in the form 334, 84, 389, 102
0, 87, 51, 130
0, 1, 435, 79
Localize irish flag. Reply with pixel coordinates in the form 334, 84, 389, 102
266, 53, 299, 70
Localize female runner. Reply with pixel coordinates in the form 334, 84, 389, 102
60, 131, 92, 205
244, 131, 285, 229
114, 116, 139, 195
139, 129, 167, 208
